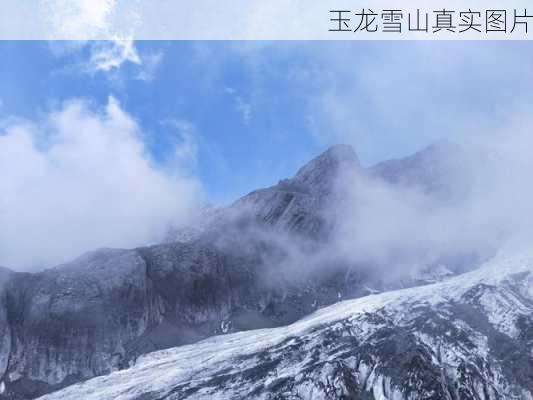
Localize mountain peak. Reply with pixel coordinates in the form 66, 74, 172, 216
322, 144, 359, 161
293, 144, 359, 188
316, 144, 359, 166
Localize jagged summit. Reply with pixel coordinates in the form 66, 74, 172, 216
227, 144, 360, 236
293, 144, 359, 188
318, 143, 359, 163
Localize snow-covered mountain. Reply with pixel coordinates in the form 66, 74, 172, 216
0, 143, 509, 399
37, 252, 533, 400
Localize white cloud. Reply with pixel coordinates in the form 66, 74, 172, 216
0, 97, 202, 270
225, 87, 253, 124
48, 0, 116, 39
46, 0, 152, 75
88, 36, 141, 72
158, 119, 200, 174
172, 121, 199, 168
328, 112, 533, 278
50, 38, 157, 77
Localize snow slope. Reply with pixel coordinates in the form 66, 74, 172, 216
38, 252, 533, 400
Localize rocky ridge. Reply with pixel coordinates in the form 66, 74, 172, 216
0, 143, 494, 399
37, 252, 533, 400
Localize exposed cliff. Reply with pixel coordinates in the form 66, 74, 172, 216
37, 253, 533, 400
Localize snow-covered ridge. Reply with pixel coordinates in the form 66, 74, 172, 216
38, 252, 533, 400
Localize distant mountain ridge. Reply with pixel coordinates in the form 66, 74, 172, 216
167, 141, 465, 243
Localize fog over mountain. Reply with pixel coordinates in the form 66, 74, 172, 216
0, 140, 532, 399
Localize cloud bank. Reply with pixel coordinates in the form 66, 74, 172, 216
0, 97, 201, 270
329, 119, 533, 280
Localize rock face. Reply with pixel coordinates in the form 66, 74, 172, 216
168, 144, 361, 242
2, 249, 162, 398
0, 268, 13, 394
36, 253, 533, 400
0, 143, 498, 399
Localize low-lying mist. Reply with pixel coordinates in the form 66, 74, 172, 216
207, 126, 533, 287
328, 127, 533, 280
3, 98, 531, 282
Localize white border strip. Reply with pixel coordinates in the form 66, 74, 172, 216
1, 0, 532, 40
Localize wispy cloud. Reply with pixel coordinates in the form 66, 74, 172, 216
87, 36, 141, 72
225, 87, 253, 124
162, 119, 200, 173
135, 51, 164, 81
46, 0, 158, 76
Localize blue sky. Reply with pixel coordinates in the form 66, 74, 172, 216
2, 40, 533, 269
2, 41, 533, 202
1, 41, 318, 202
